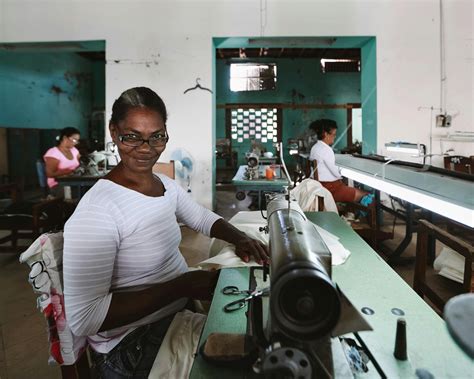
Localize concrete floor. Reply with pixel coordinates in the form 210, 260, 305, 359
0, 188, 462, 378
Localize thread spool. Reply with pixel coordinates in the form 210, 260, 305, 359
393, 318, 408, 360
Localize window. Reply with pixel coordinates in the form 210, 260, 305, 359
229, 107, 279, 144
230, 63, 277, 92
320, 58, 360, 73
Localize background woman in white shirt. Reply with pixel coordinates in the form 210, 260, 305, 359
309, 119, 370, 203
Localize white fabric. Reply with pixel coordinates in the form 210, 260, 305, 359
433, 246, 468, 284
309, 140, 341, 181
202, 211, 350, 268
63, 174, 222, 353
291, 178, 338, 213
148, 309, 206, 379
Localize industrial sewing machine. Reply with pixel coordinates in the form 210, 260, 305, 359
244, 152, 260, 180
201, 193, 375, 378
249, 194, 373, 378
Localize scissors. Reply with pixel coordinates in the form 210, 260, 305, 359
223, 287, 269, 313
221, 285, 253, 296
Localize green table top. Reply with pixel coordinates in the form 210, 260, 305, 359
190, 212, 473, 378
335, 154, 474, 228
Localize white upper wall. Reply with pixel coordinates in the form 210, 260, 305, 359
1, 0, 472, 208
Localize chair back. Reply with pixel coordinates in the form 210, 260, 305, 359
153, 160, 175, 179
19, 232, 89, 370
37, 159, 50, 198
444, 156, 472, 174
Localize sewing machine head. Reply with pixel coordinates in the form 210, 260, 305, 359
244, 152, 260, 180
245, 194, 345, 378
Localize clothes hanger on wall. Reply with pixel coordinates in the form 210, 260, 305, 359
183, 78, 213, 94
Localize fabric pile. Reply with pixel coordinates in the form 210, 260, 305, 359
199, 210, 351, 269
433, 246, 467, 283
291, 178, 338, 213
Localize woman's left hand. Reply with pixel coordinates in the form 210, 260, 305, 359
234, 237, 269, 265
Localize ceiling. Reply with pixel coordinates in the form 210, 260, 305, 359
216, 48, 360, 60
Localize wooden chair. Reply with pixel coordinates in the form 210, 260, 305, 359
153, 161, 175, 179
443, 156, 473, 174
0, 183, 63, 252
311, 160, 379, 247
414, 219, 474, 312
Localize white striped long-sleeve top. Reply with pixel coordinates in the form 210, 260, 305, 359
63, 174, 221, 353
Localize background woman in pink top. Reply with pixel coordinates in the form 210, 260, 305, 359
43, 127, 81, 197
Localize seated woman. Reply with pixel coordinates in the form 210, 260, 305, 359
43, 127, 81, 197
63, 87, 269, 378
309, 119, 373, 205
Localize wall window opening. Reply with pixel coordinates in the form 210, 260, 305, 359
230, 63, 277, 92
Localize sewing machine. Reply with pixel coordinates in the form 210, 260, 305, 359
190, 207, 472, 378
244, 152, 260, 180
245, 195, 372, 377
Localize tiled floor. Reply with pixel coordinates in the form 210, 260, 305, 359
0, 188, 460, 378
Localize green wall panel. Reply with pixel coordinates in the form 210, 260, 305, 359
216, 58, 361, 165
361, 38, 377, 155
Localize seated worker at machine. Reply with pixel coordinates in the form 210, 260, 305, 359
309, 119, 373, 206
63, 87, 269, 378
43, 127, 81, 197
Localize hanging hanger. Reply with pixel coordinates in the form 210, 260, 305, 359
183, 78, 213, 94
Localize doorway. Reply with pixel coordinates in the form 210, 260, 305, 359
212, 36, 377, 210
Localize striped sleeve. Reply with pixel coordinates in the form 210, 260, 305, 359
63, 203, 119, 336
173, 182, 221, 236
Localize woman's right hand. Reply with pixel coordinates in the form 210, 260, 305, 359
179, 270, 220, 301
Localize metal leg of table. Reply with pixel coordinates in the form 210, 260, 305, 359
388, 202, 414, 263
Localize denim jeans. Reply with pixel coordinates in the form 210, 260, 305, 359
90, 314, 175, 379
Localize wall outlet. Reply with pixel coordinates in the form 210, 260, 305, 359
436, 114, 452, 127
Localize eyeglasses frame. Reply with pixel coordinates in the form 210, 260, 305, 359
118, 131, 169, 148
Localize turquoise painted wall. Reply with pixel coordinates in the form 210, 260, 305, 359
216, 58, 361, 166
0, 51, 94, 135
361, 38, 377, 155
0, 51, 104, 188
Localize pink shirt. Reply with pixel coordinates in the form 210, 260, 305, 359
44, 146, 80, 188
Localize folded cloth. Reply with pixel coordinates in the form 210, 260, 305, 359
201, 211, 350, 269
433, 246, 467, 284
291, 178, 338, 213
148, 310, 206, 379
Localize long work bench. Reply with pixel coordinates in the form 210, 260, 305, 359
190, 212, 472, 378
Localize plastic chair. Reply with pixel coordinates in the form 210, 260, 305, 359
36, 159, 49, 197
20, 232, 91, 378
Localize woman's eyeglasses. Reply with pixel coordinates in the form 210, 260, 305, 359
119, 131, 169, 147
69, 137, 80, 144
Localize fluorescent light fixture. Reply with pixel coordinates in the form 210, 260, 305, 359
385, 142, 421, 154
339, 167, 474, 228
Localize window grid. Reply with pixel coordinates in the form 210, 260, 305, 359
230, 108, 279, 144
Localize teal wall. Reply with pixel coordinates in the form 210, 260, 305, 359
0, 51, 95, 135
361, 38, 377, 155
216, 58, 361, 166
0, 49, 105, 188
